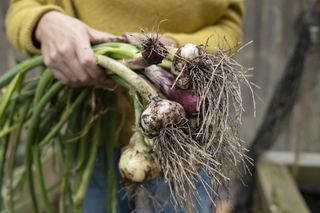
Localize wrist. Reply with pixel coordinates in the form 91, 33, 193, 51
34, 11, 59, 44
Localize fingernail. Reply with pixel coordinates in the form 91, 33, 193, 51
115, 36, 126, 42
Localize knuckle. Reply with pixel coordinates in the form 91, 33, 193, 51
79, 74, 90, 83
67, 78, 76, 85
71, 78, 79, 84
58, 45, 69, 54
80, 56, 95, 68
49, 51, 59, 62
91, 68, 104, 79
64, 76, 78, 85
43, 57, 51, 67
91, 72, 100, 80
54, 74, 68, 85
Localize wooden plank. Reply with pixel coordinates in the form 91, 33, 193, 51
262, 151, 320, 167
256, 161, 310, 213
261, 151, 320, 185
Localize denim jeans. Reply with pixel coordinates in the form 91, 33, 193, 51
83, 148, 213, 213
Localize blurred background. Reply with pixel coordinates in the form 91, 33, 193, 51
0, 0, 319, 212
238, 0, 319, 153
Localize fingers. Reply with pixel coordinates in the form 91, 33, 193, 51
50, 69, 68, 84
39, 18, 120, 87
122, 32, 178, 47
74, 37, 107, 83
43, 43, 81, 86
159, 36, 178, 47
42, 45, 71, 84
122, 32, 145, 44
87, 27, 125, 43
51, 69, 82, 87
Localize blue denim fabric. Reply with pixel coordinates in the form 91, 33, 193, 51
141, 169, 213, 213
83, 149, 212, 213
83, 149, 131, 213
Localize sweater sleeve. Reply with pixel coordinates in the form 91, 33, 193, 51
5, 0, 64, 55
164, 1, 244, 52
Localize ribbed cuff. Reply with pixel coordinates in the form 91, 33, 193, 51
21, 5, 64, 55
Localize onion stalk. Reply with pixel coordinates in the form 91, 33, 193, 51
96, 54, 158, 101
119, 93, 161, 183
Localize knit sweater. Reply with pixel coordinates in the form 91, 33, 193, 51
5, 0, 243, 55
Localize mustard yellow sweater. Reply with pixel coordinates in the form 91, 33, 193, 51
5, 0, 243, 145
5, 0, 243, 54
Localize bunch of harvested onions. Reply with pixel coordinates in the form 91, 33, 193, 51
0, 34, 255, 212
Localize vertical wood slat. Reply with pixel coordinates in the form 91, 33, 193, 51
0, 1, 18, 76
0, 1, 9, 74
239, 0, 320, 152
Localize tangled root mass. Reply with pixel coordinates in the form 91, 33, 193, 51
151, 44, 256, 211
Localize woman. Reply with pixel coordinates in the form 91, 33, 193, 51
5, 0, 243, 212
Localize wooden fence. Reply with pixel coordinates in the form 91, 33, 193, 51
238, 0, 320, 153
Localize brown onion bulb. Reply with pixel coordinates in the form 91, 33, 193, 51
140, 97, 186, 137
141, 38, 168, 64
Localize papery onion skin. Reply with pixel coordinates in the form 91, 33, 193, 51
171, 44, 203, 74
140, 97, 186, 138
179, 44, 203, 60
119, 147, 160, 182
171, 44, 204, 89
144, 66, 198, 113
141, 39, 168, 65
119, 132, 160, 182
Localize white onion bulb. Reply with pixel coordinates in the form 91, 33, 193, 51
119, 132, 160, 182
171, 44, 203, 89
179, 43, 202, 60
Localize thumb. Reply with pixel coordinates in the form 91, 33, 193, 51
87, 27, 124, 44
122, 32, 144, 44
159, 36, 178, 47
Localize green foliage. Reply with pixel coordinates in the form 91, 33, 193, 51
0, 42, 139, 212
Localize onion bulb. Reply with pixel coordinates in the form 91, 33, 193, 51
171, 44, 204, 89
144, 65, 198, 113
141, 37, 168, 64
119, 132, 160, 182
140, 96, 186, 137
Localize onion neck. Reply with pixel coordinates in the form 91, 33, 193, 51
96, 54, 160, 102
132, 131, 149, 152
166, 46, 178, 61
132, 92, 150, 152
93, 42, 139, 59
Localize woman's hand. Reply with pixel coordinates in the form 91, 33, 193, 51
122, 32, 178, 47
35, 11, 122, 87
